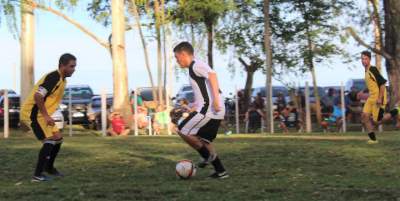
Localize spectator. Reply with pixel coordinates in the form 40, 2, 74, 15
108, 112, 130, 136
346, 87, 362, 122
357, 88, 369, 105
253, 92, 265, 110
153, 105, 171, 135
275, 92, 287, 112
245, 103, 265, 133
321, 101, 344, 132
321, 88, 338, 112
130, 90, 144, 113
278, 102, 302, 133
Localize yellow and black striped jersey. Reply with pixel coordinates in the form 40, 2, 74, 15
20, 70, 66, 122
365, 66, 387, 102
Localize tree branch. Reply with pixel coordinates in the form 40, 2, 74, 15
30, 1, 110, 50
238, 57, 250, 71
345, 27, 393, 60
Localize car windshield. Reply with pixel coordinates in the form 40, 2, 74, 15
64, 87, 93, 99
182, 86, 192, 92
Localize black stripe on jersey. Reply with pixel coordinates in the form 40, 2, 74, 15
189, 61, 210, 115
178, 111, 197, 130
30, 105, 46, 140
40, 70, 61, 97
369, 66, 387, 87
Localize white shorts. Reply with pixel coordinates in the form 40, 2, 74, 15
177, 112, 221, 142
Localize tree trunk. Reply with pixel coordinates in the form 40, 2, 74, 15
243, 70, 255, 112
205, 20, 214, 68
111, 0, 132, 121
306, 37, 322, 124
264, 0, 273, 133
154, 0, 163, 106
370, 0, 383, 70
384, 0, 400, 104
20, 1, 35, 103
129, 0, 157, 101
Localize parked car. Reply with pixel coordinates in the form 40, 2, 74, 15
176, 84, 192, 98
345, 79, 365, 92
51, 108, 65, 130
0, 94, 20, 128
87, 95, 113, 130
62, 85, 94, 127
174, 91, 195, 107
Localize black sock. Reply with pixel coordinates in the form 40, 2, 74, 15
47, 142, 62, 171
197, 146, 210, 160
211, 156, 226, 173
368, 132, 376, 141
34, 143, 54, 176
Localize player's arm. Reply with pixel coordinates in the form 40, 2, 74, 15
35, 72, 60, 126
34, 91, 55, 126
208, 72, 221, 112
371, 67, 387, 105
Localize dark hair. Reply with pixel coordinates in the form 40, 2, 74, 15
59, 53, 76, 67
361, 50, 371, 59
173, 42, 194, 55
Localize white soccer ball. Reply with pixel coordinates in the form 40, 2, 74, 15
175, 160, 196, 179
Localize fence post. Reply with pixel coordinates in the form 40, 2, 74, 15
305, 82, 311, 133
68, 87, 72, 137
134, 89, 138, 136
340, 82, 347, 133
235, 86, 240, 134
4, 90, 9, 138
101, 89, 107, 137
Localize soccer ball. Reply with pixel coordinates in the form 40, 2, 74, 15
175, 160, 196, 179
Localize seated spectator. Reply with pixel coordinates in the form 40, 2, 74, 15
153, 105, 171, 135
245, 103, 265, 133
108, 112, 130, 136
346, 87, 362, 122
254, 92, 265, 110
278, 102, 302, 133
357, 88, 369, 105
275, 92, 287, 112
321, 88, 338, 113
321, 101, 344, 132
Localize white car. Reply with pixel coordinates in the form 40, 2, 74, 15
51, 108, 65, 130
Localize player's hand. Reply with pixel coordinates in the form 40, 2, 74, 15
44, 115, 55, 126
213, 101, 221, 113
376, 99, 382, 106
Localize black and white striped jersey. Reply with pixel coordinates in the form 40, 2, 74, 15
188, 59, 225, 120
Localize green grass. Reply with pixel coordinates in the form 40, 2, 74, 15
1, 130, 400, 201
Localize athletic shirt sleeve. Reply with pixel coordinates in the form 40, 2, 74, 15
38, 71, 60, 97
370, 66, 387, 86
193, 60, 215, 78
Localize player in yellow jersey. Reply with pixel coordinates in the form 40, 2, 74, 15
361, 51, 387, 144
20, 53, 76, 182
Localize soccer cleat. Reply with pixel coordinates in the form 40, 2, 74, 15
31, 175, 51, 182
367, 140, 379, 144
197, 154, 217, 168
208, 171, 229, 179
45, 168, 64, 177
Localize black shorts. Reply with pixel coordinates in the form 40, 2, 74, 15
178, 112, 221, 143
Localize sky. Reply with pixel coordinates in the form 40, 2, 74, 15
0, 0, 385, 97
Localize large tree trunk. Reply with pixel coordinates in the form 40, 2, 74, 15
111, 0, 132, 121
205, 20, 214, 68
154, 0, 164, 106
264, 0, 273, 133
20, 1, 35, 103
369, 0, 383, 70
384, 0, 400, 104
306, 37, 322, 124
129, 0, 157, 101
243, 70, 254, 112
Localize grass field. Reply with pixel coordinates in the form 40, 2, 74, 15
0, 130, 399, 201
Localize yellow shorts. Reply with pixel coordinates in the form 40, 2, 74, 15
363, 99, 385, 122
20, 116, 59, 140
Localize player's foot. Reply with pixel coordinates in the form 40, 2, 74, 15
208, 171, 229, 179
45, 168, 64, 177
31, 175, 51, 182
367, 140, 379, 144
197, 154, 217, 168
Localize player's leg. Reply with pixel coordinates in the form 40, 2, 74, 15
45, 130, 64, 177
197, 119, 229, 179
362, 100, 377, 143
